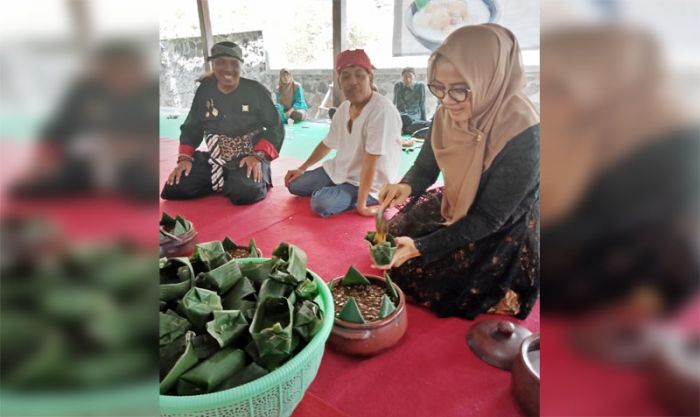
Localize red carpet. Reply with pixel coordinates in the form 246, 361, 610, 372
160, 138, 540, 417
1, 142, 157, 247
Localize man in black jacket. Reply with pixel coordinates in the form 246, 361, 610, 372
161, 41, 284, 205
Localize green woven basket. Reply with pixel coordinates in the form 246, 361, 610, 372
160, 258, 334, 417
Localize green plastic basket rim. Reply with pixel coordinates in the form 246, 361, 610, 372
0, 383, 156, 416
160, 257, 334, 413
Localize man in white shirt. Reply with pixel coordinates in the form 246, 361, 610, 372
284, 49, 402, 217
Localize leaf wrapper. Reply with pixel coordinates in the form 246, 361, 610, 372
159, 310, 191, 347
180, 347, 246, 392
216, 362, 269, 391
196, 258, 243, 295
193, 241, 230, 270
340, 266, 370, 286
159, 257, 194, 302
181, 287, 223, 329
378, 294, 397, 319
239, 259, 275, 286
222, 237, 260, 258
206, 310, 249, 348
295, 277, 319, 300
293, 300, 323, 341
250, 297, 294, 359
384, 273, 399, 301
365, 232, 397, 266
175, 379, 206, 396
160, 331, 198, 394
337, 297, 365, 323
258, 278, 294, 304
269, 242, 308, 284
160, 212, 192, 242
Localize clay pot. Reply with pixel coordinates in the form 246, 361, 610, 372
159, 222, 198, 258
328, 275, 408, 356
467, 319, 533, 370
511, 333, 540, 417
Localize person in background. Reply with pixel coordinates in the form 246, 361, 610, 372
393, 67, 428, 134
378, 24, 540, 320
284, 49, 402, 218
275, 68, 308, 124
161, 41, 284, 205
11, 40, 158, 201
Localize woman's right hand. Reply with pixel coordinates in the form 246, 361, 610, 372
167, 160, 192, 185
378, 183, 412, 209
284, 168, 305, 187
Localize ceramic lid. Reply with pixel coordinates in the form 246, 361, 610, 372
467, 319, 532, 370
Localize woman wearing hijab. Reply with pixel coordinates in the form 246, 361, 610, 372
377, 24, 540, 320
275, 68, 309, 123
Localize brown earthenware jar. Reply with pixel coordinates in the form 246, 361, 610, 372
159, 222, 198, 258
328, 275, 408, 356
511, 333, 540, 417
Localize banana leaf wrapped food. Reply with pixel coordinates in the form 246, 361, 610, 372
364, 231, 397, 266
179, 287, 223, 330
223, 237, 261, 258
159, 257, 194, 303
206, 310, 249, 348
160, 212, 198, 258
160, 331, 198, 394
159, 212, 193, 242
159, 241, 324, 395
160, 310, 191, 347
249, 297, 294, 361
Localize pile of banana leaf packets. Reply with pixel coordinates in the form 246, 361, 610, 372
159, 240, 324, 395
2, 217, 154, 391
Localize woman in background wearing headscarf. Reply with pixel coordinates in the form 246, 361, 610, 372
377, 24, 540, 320
275, 68, 308, 124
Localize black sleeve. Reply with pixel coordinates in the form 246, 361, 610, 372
414, 125, 540, 264
400, 120, 440, 196
179, 84, 205, 149
41, 81, 93, 146
253, 83, 285, 153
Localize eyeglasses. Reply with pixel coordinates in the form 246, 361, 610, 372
427, 83, 471, 103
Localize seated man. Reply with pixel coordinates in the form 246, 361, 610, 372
161, 41, 284, 205
284, 49, 402, 217
393, 67, 428, 134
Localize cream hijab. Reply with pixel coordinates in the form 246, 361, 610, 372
428, 24, 539, 224
278, 68, 298, 109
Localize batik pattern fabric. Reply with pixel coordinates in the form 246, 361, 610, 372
206, 129, 261, 191
388, 187, 540, 320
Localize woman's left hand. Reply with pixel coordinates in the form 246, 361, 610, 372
240, 155, 262, 182
375, 236, 421, 269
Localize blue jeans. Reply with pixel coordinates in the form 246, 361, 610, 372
288, 167, 378, 217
